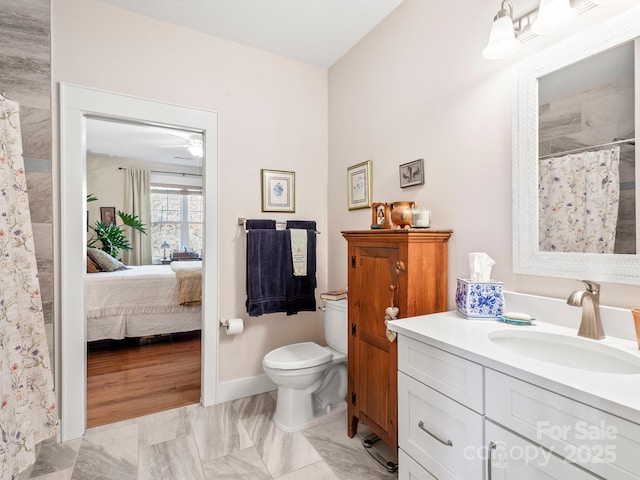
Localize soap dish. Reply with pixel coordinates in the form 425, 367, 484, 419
497, 315, 536, 326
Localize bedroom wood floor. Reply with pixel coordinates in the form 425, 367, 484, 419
86, 331, 201, 428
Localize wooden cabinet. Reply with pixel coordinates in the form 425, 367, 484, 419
342, 229, 452, 450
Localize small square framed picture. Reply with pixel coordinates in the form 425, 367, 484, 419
347, 160, 372, 210
399, 158, 424, 188
100, 207, 116, 225
262, 169, 295, 212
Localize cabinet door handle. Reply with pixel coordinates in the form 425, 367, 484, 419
417, 420, 453, 447
487, 441, 497, 480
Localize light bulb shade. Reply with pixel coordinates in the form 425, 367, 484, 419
483, 15, 521, 59
160, 241, 170, 249
531, 0, 576, 35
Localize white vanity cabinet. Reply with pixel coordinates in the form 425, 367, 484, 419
485, 369, 640, 480
397, 335, 484, 480
396, 331, 640, 480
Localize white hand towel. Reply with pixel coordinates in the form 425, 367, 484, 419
290, 229, 307, 276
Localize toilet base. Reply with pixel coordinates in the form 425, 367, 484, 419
273, 395, 347, 433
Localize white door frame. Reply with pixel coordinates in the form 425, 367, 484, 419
59, 83, 219, 441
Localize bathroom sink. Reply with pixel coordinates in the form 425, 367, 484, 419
488, 330, 640, 374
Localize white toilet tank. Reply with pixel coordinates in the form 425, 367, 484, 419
324, 298, 347, 354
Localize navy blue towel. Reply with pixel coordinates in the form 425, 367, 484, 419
245, 220, 317, 317
245, 219, 276, 230
285, 220, 316, 231
246, 229, 288, 316
285, 228, 317, 315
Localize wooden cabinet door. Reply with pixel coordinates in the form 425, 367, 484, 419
349, 244, 399, 449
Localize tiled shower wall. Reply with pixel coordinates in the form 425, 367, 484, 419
0, 1, 54, 366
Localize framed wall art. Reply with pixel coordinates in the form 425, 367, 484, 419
262, 169, 295, 212
100, 207, 116, 225
399, 158, 424, 188
347, 160, 372, 210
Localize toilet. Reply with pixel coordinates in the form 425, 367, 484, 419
263, 298, 348, 432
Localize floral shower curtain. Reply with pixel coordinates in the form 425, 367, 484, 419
0, 98, 58, 479
539, 147, 620, 253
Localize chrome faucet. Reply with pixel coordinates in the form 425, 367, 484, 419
567, 280, 605, 340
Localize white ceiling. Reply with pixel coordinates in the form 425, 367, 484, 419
95, 0, 405, 68
86, 118, 203, 167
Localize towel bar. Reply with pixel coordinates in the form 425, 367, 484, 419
237, 217, 320, 234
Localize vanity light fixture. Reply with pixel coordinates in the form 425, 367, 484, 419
531, 0, 576, 35
482, 0, 521, 59
483, 0, 610, 60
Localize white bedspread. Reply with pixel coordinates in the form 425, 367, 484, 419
85, 263, 202, 341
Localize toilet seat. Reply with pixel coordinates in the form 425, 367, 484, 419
263, 342, 332, 370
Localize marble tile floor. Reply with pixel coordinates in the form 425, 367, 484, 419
27, 392, 398, 480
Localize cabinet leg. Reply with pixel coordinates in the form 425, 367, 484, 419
347, 414, 359, 438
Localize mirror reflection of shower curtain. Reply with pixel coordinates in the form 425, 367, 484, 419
123, 168, 152, 265
539, 147, 620, 253
0, 98, 58, 479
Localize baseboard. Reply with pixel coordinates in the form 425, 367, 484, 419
217, 374, 276, 404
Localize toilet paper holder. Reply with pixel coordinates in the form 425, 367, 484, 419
219, 318, 242, 328
219, 317, 244, 335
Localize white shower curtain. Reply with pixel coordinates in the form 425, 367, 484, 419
539, 147, 620, 253
123, 168, 152, 266
0, 99, 58, 479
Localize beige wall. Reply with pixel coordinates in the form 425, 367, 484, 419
328, 0, 640, 309
86, 155, 126, 228
52, 0, 328, 381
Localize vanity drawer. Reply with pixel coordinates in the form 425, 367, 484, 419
485, 368, 640, 480
398, 335, 483, 413
399, 372, 484, 480
399, 449, 437, 480
486, 420, 599, 479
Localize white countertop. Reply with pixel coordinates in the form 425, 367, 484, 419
388, 311, 640, 425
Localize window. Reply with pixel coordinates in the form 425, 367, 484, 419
151, 186, 203, 259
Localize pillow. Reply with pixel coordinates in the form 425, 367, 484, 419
86, 255, 101, 273
87, 247, 127, 272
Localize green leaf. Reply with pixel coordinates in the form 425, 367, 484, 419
89, 221, 132, 258
118, 211, 147, 235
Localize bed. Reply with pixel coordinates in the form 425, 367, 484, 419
84, 261, 202, 342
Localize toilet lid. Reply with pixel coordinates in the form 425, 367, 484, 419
263, 342, 332, 370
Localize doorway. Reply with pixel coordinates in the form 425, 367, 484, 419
59, 84, 219, 441
84, 117, 205, 427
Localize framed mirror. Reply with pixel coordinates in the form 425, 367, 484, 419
513, 7, 640, 284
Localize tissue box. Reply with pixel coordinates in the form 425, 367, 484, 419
455, 278, 504, 318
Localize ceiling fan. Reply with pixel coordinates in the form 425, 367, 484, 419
160, 134, 203, 158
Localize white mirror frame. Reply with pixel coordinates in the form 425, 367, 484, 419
513, 7, 640, 284
60, 84, 219, 440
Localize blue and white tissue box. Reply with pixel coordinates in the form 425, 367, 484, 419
455, 278, 504, 318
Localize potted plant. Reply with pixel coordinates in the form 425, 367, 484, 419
87, 194, 147, 259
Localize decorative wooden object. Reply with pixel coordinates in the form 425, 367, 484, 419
371, 202, 393, 229
342, 229, 452, 450
390, 201, 416, 229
